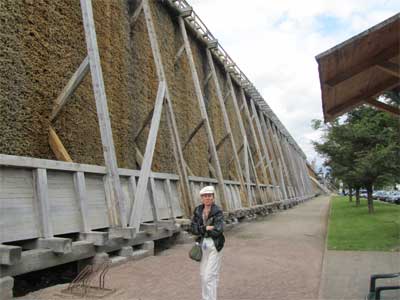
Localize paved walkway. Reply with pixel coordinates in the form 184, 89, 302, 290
23, 195, 330, 300
319, 249, 400, 300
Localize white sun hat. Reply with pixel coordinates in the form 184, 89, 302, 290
199, 185, 215, 195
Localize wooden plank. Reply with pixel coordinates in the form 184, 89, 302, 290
129, 81, 166, 229
143, 0, 193, 217
80, 0, 127, 227
73, 171, 91, 232
179, 16, 229, 210
49, 56, 90, 122
182, 119, 205, 151
33, 169, 53, 238
48, 127, 73, 162
324, 43, 399, 87
0, 167, 40, 243
47, 171, 81, 235
86, 174, 110, 229
0, 154, 107, 174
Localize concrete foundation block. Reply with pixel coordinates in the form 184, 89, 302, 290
80, 231, 109, 246
0, 245, 22, 265
118, 246, 134, 257
0, 276, 14, 300
38, 238, 72, 254
131, 249, 152, 261
141, 241, 154, 251
109, 227, 136, 240
140, 223, 157, 235
92, 252, 110, 265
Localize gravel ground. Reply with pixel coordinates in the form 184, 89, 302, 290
20, 196, 330, 300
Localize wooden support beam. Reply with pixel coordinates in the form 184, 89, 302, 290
263, 116, 289, 199
134, 107, 154, 142
80, 0, 127, 227
174, 44, 185, 65
179, 16, 229, 210
182, 119, 205, 151
364, 97, 400, 116
149, 176, 160, 223
203, 71, 213, 88
129, 81, 166, 229
164, 179, 176, 219
205, 48, 249, 206
244, 93, 272, 187
129, 0, 144, 25
376, 61, 400, 78
50, 56, 90, 122
142, 0, 193, 217
326, 77, 399, 119
324, 43, 399, 87
48, 127, 73, 162
215, 132, 230, 151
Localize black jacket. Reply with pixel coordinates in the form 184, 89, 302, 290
191, 203, 225, 252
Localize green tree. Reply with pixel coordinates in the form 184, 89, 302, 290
312, 106, 399, 213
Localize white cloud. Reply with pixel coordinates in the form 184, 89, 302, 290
189, 0, 400, 166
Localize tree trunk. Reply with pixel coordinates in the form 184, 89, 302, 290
355, 188, 360, 206
367, 185, 374, 214
349, 186, 353, 202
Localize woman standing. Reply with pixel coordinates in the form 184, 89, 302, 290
191, 185, 225, 300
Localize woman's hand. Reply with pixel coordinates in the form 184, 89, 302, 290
206, 225, 214, 231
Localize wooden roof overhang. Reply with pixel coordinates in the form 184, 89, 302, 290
316, 13, 400, 122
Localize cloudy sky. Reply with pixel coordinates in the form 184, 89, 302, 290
189, 0, 399, 167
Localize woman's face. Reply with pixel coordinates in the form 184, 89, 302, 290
201, 193, 214, 206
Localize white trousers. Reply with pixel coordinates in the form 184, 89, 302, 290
200, 238, 222, 300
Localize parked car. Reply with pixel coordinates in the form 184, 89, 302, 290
373, 190, 386, 200
386, 191, 400, 204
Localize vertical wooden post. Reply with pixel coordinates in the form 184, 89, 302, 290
240, 91, 275, 199
226, 73, 266, 204
164, 179, 176, 219
129, 82, 166, 229
73, 171, 91, 232
243, 138, 252, 203
271, 124, 296, 198
178, 16, 229, 210
33, 169, 53, 238
142, 0, 193, 217
265, 117, 293, 198
248, 98, 280, 201
205, 48, 248, 207
149, 177, 160, 223
80, 0, 126, 227
258, 110, 286, 200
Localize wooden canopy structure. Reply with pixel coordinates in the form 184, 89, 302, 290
316, 13, 400, 122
